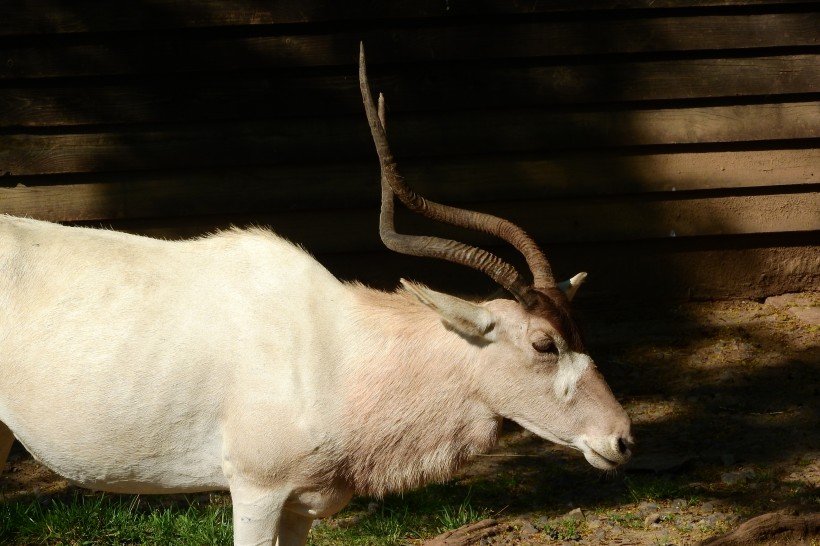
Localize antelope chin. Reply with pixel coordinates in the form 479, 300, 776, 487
582, 448, 620, 470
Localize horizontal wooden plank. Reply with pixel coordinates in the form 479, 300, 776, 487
317, 232, 820, 300
4, 55, 819, 126
2, 102, 818, 176
2, 148, 818, 221
56, 191, 819, 251
1, 1, 816, 36
2, 13, 818, 79
319, 238, 820, 302
2, 3, 815, 306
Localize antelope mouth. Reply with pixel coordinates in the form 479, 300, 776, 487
579, 438, 632, 470
582, 447, 622, 470
509, 418, 632, 470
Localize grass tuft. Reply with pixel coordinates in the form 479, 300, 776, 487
0, 491, 232, 545
624, 475, 693, 503
542, 518, 583, 541
1, 481, 491, 545
308, 483, 492, 545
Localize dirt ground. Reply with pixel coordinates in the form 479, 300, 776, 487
1, 292, 818, 545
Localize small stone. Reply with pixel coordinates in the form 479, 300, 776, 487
721, 471, 748, 485
701, 501, 716, 513
670, 498, 688, 511
564, 507, 585, 521
519, 521, 539, 537
644, 512, 661, 526
638, 501, 659, 514
740, 467, 756, 479
677, 520, 694, 532
704, 513, 725, 527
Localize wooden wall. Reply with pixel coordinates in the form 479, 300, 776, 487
1, 1, 818, 301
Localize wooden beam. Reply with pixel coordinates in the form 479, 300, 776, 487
2, 148, 819, 221
2, 102, 819, 176
2, 14, 818, 79
3, 55, 819, 126
48, 191, 819, 251
1, 1, 816, 36
317, 239, 820, 301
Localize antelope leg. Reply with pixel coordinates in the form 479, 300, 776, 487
274, 509, 314, 546
230, 482, 289, 546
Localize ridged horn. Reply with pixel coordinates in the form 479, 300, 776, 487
359, 43, 556, 305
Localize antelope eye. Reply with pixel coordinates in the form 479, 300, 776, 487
532, 338, 559, 355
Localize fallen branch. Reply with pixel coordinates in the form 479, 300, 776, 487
423, 519, 505, 546
700, 511, 820, 546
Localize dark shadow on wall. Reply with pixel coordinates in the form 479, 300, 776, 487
1, 3, 816, 303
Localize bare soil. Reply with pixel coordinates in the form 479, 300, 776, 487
2, 293, 819, 545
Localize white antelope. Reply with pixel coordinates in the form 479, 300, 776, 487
0, 45, 632, 546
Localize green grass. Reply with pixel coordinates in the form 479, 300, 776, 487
604, 511, 644, 530
0, 492, 232, 545
0, 482, 492, 546
541, 517, 583, 540
309, 484, 493, 546
623, 475, 695, 504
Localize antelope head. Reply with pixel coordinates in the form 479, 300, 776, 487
359, 45, 633, 470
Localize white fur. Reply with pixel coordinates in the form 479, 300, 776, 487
554, 353, 591, 400
0, 215, 632, 545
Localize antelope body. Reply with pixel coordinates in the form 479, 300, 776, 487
0, 46, 632, 546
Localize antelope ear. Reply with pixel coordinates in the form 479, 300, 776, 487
558, 272, 587, 302
400, 279, 495, 339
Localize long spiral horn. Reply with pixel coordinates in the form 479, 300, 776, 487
360, 44, 557, 304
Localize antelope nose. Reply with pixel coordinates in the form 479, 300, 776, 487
615, 435, 634, 461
